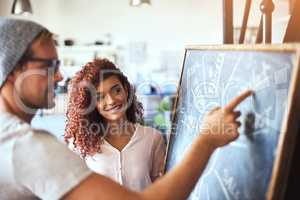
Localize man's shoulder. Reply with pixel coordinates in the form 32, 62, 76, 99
12, 122, 78, 165
0, 112, 92, 200
0, 112, 85, 174
4, 114, 92, 200
0, 112, 36, 145
0, 112, 54, 145
12, 127, 93, 200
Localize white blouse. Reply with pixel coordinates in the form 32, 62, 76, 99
85, 124, 166, 191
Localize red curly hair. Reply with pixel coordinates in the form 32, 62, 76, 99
64, 59, 143, 157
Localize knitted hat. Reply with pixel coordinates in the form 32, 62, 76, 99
0, 17, 46, 87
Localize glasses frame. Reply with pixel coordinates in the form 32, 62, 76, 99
24, 57, 61, 72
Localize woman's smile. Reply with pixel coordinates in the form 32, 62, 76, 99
104, 104, 123, 113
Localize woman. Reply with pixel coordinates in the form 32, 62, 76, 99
65, 58, 166, 191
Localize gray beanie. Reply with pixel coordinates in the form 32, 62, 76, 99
0, 17, 46, 87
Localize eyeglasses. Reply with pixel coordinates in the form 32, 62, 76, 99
25, 57, 61, 72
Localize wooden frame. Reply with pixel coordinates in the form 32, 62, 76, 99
223, 0, 234, 44
164, 44, 300, 200
284, 0, 300, 42
289, 0, 296, 14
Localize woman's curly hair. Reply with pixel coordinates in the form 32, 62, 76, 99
64, 58, 143, 157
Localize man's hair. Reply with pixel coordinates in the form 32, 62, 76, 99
0, 18, 47, 87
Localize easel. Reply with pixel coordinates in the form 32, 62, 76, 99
283, 0, 300, 42
224, 0, 300, 44
223, 0, 300, 198
282, 0, 300, 199
223, 0, 275, 44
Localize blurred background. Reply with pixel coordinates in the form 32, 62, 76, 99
0, 0, 292, 141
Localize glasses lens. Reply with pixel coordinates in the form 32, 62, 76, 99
27, 58, 60, 70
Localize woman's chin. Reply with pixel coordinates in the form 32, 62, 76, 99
104, 113, 126, 123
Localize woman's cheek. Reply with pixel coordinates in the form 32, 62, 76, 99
96, 104, 104, 114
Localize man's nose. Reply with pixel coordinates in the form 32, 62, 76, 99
55, 69, 64, 82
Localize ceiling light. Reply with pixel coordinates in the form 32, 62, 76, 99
11, 0, 33, 15
130, 0, 151, 7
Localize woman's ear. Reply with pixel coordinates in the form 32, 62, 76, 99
123, 86, 128, 100
124, 84, 130, 100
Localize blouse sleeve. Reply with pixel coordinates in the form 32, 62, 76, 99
150, 131, 167, 182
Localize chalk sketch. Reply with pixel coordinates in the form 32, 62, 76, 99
166, 49, 295, 200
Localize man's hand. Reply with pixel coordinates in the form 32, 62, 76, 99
200, 90, 253, 149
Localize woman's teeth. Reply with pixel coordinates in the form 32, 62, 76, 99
106, 105, 122, 112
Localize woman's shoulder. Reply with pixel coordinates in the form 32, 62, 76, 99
136, 124, 164, 141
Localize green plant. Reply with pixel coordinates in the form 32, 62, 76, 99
153, 98, 171, 130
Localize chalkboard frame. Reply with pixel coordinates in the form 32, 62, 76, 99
164, 44, 300, 200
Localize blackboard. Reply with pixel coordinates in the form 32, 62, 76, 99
165, 45, 300, 200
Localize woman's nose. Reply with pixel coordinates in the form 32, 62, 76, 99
105, 93, 115, 105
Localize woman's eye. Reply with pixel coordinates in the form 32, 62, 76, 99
112, 86, 122, 95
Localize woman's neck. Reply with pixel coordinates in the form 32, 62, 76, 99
105, 120, 135, 138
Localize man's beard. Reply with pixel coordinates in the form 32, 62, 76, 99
19, 87, 55, 112
18, 95, 39, 114
45, 87, 56, 109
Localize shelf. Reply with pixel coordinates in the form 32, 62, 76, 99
57, 45, 119, 78
60, 66, 83, 77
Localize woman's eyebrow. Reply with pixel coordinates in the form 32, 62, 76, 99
110, 84, 121, 90
96, 83, 120, 95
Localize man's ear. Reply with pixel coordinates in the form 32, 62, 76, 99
6, 73, 16, 83
7, 67, 22, 83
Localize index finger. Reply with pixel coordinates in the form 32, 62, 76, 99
223, 90, 253, 112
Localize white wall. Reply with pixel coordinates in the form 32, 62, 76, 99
0, 0, 290, 47
0, 0, 225, 46
0, 0, 290, 84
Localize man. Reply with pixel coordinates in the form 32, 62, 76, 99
0, 17, 252, 200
